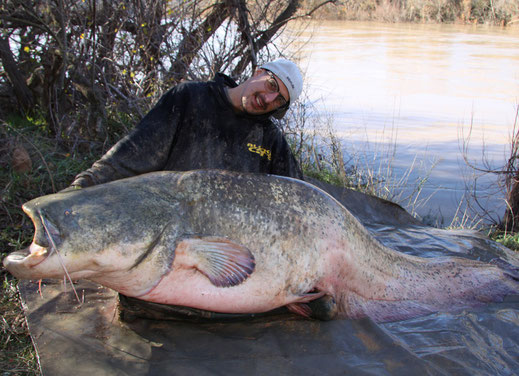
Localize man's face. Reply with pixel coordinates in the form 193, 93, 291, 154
240, 69, 290, 116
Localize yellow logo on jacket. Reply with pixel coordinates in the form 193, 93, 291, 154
247, 143, 272, 161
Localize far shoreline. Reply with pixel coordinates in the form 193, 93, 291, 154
304, 0, 519, 27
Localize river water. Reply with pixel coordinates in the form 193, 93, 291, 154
285, 21, 519, 226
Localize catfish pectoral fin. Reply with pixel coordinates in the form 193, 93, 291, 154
175, 235, 255, 287
286, 303, 312, 318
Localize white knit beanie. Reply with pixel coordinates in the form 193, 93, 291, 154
260, 59, 303, 104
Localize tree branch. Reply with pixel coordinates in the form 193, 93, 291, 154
169, 1, 230, 81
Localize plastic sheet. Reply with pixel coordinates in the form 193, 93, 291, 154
19, 182, 519, 375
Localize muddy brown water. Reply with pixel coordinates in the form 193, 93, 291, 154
286, 21, 519, 225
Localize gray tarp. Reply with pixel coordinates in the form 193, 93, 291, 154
19, 181, 519, 375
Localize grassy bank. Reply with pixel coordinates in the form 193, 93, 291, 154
305, 0, 519, 25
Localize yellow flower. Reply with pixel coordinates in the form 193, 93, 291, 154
80, 33, 85, 39
24, 46, 30, 53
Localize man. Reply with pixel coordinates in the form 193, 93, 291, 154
67, 59, 304, 190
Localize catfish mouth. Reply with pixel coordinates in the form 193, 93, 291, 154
3, 240, 51, 280
3, 204, 61, 279
15, 202, 62, 268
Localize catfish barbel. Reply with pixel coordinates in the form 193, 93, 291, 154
4, 170, 519, 322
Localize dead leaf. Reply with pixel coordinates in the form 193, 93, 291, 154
12, 144, 32, 173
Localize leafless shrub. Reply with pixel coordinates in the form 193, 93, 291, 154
459, 105, 519, 231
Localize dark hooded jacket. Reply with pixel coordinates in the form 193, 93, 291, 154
70, 73, 303, 188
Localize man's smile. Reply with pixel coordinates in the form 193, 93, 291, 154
254, 94, 266, 110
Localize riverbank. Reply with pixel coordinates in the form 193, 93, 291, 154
306, 0, 519, 25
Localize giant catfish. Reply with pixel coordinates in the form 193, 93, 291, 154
4, 170, 519, 322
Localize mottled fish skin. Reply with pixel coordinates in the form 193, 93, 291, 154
3, 170, 519, 322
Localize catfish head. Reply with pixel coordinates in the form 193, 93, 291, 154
4, 183, 182, 296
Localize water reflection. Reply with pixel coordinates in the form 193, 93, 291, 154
286, 21, 519, 225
